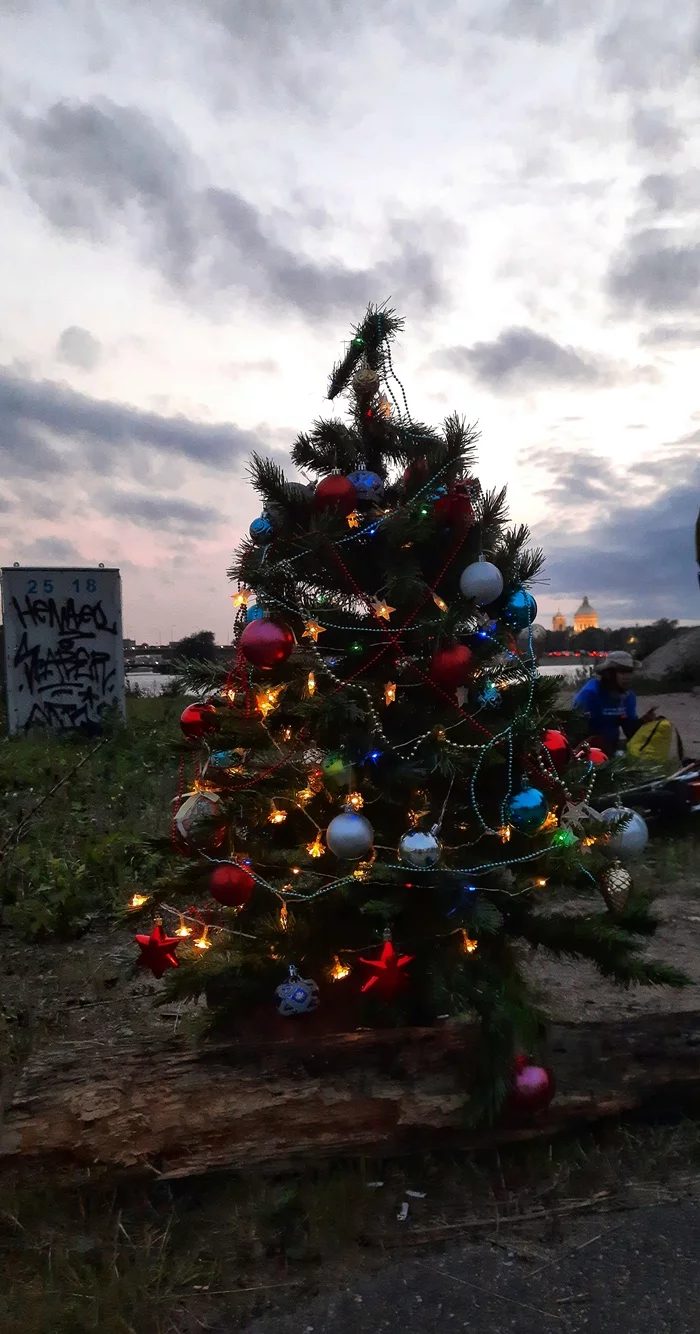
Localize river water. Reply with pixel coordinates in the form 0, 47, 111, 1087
126, 661, 588, 697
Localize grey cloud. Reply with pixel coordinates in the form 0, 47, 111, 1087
608, 231, 700, 314
56, 325, 102, 371
533, 442, 700, 619
640, 173, 677, 213
98, 490, 225, 532
433, 327, 615, 391
639, 170, 700, 214
530, 442, 698, 618
12, 98, 454, 319
639, 324, 700, 348
0, 494, 10, 513
630, 106, 683, 154
489, 0, 597, 43
0, 364, 261, 481
14, 536, 85, 564
596, 10, 700, 94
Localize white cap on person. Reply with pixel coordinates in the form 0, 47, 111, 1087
595, 650, 635, 675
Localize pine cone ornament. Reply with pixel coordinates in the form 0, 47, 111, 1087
599, 859, 633, 915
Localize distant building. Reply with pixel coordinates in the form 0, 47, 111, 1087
573, 596, 598, 634
552, 610, 567, 632
123, 638, 136, 650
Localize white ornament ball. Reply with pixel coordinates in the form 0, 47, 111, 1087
600, 807, 649, 859
174, 791, 222, 843
326, 810, 374, 859
459, 560, 504, 605
398, 827, 442, 868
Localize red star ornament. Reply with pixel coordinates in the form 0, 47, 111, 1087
135, 922, 181, 978
359, 937, 414, 995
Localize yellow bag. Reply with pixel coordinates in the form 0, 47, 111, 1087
626, 717, 682, 768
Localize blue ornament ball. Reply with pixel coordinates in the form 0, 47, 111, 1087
275, 966, 320, 1017
501, 588, 537, 631
249, 513, 273, 544
246, 603, 265, 622
505, 782, 550, 834
347, 470, 384, 504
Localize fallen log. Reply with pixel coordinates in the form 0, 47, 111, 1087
3, 1011, 700, 1180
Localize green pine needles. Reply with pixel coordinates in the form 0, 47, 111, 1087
146, 304, 686, 1121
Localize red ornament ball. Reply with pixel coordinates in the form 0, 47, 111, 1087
510, 1055, 556, 1114
429, 643, 474, 690
239, 618, 294, 669
575, 743, 608, 766
180, 701, 219, 740
209, 862, 255, 907
314, 474, 357, 514
402, 458, 430, 489
542, 728, 570, 773
434, 482, 475, 527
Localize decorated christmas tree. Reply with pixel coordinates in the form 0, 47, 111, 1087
136, 306, 685, 1120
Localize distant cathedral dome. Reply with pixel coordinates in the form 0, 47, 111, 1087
573, 596, 598, 634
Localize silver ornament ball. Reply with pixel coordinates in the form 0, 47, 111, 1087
600, 807, 649, 859
399, 827, 442, 868
516, 623, 547, 656
326, 810, 374, 859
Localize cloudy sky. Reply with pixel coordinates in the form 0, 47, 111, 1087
1, 0, 699, 643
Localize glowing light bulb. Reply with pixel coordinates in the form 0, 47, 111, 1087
306, 834, 325, 858
291, 866, 301, 876
329, 956, 351, 981
371, 599, 394, 622
461, 931, 478, 954
256, 684, 285, 718
279, 901, 289, 930
128, 893, 149, 910
499, 825, 512, 843
302, 621, 325, 642
194, 927, 211, 951
346, 510, 361, 529
535, 877, 548, 888
297, 787, 314, 804
176, 916, 192, 938
384, 681, 396, 705
269, 805, 287, 824
281, 726, 293, 742
347, 791, 364, 810
432, 594, 448, 612
307, 671, 316, 697
542, 811, 559, 832
231, 588, 252, 608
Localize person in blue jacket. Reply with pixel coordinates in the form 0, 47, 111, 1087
573, 651, 656, 756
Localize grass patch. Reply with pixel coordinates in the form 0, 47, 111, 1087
0, 697, 184, 939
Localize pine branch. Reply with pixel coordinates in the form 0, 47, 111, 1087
290, 420, 358, 475
443, 413, 481, 472
328, 303, 404, 398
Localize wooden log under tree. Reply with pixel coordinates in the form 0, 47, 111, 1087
3, 1011, 700, 1181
